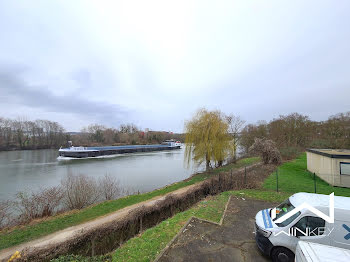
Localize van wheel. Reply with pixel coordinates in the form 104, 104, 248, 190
271, 247, 295, 262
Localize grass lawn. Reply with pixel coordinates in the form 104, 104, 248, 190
113, 193, 229, 262
112, 189, 289, 262
113, 153, 350, 262
263, 153, 350, 197
0, 157, 259, 251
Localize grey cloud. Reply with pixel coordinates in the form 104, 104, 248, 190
0, 67, 128, 126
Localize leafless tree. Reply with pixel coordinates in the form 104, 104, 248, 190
226, 114, 245, 162
98, 174, 122, 201
0, 116, 66, 150
61, 173, 100, 210
240, 121, 268, 153
120, 123, 139, 134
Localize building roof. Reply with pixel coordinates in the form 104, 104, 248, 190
306, 148, 350, 159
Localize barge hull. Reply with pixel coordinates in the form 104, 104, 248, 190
58, 145, 180, 158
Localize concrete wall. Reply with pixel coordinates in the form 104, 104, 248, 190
307, 152, 334, 185
307, 152, 350, 188
338, 160, 350, 187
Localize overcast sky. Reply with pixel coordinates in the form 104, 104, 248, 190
0, 1, 349, 132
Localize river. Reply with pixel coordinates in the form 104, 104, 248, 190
0, 148, 203, 202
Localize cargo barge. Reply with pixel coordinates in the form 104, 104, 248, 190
58, 140, 181, 159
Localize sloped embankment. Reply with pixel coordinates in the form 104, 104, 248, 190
0, 163, 264, 261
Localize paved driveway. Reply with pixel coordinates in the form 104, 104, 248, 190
157, 197, 277, 262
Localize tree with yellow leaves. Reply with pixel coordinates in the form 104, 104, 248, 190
184, 109, 231, 171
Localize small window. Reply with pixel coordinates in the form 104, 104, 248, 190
340, 162, 350, 175
293, 216, 325, 237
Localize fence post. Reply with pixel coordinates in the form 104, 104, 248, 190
314, 172, 317, 193
276, 168, 279, 192
244, 166, 247, 185
91, 237, 96, 256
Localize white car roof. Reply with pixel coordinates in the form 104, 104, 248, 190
289, 192, 350, 210
298, 241, 350, 261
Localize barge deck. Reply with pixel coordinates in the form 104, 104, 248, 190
58, 143, 181, 159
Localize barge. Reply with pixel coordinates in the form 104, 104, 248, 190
58, 140, 181, 159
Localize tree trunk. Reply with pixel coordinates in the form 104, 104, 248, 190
218, 160, 223, 167
206, 153, 210, 171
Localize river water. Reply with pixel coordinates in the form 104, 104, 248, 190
0, 148, 203, 202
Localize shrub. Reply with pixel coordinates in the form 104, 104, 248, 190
249, 137, 282, 165
0, 200, 11, 229
15, 186, 63, 223
98, 174, 122, 201
51, 254, 111, 262
61, 173, 100, 210
279, 146, 301, 160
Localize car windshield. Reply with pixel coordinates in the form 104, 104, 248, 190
271, 199, 301, 227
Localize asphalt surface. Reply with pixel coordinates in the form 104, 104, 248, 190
157, 197, 277, 262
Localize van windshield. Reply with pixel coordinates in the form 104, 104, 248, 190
271, 199, 301, 227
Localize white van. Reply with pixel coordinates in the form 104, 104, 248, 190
295, 241, 350, 262
254, 192, 350, 262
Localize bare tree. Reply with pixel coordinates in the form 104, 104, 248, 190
61, 173, 100, 210
12, 118, 25, 149
98, 174, 122, 201
226, 114, 245, 162
120, 123, 139, 134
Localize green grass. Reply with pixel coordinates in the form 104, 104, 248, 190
113, 189, 289, 262
263, 153, 350, 197
112, 153, 350, 262
113, 193, 229, 262
0, 157, 259, 251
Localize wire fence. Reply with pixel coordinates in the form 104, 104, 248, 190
270, 168, 340, 195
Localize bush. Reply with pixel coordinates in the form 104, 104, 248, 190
2, 174, 124, 229
98, 174, 122, 201
51, 254, 111, 262
15, 186, 63, 223
61, 173, 100, 210
308, 139, 331, 149
279, 146, 301, 160
0, 200, 11, 229
249, 138, 282, 165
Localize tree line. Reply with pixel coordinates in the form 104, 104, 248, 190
240, 112, 350, 157
0, 117, 184, 151
74, 123, 184, 147
2, 111, 348, 153
184, 110, 350, 170
0, 117, 66, 150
